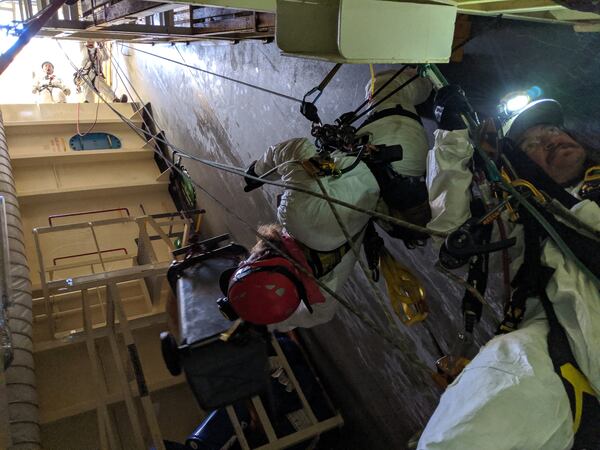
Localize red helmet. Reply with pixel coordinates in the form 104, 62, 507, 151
219, 256, 311, 325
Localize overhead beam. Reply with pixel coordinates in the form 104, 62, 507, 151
89, 0, 180, 26
459, 0, 564, 14
163, 0, 275, 13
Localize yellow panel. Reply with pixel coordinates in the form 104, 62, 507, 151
6, 123, 148, 155
0, 103, 142, 127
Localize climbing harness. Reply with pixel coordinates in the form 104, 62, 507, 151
73, 66, 93, 94
298, 64, 434, 249
507, 211, 600, 449
299, 64, 422, 154
451, 110, 600, 445
296, 240, 351, 280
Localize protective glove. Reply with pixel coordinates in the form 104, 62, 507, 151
433, 85, 470, 131
243, 161, 264, 192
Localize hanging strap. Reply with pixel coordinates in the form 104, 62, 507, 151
461, 200, 492, 333
300, 63, 343, 123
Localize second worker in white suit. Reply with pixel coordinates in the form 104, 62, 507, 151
76, 41, 127, 104
217, 69, 433, 331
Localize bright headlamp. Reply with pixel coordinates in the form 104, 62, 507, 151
498, 86, 543, 118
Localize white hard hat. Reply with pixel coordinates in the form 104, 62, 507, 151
503, 99, 564, 142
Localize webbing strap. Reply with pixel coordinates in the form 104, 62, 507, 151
358, 104, 423, 130
302, 63, 343, 105
298, 238, 353, 279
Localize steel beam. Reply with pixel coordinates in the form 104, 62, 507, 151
88, 0, 179, 26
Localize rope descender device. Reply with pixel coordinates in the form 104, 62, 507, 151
440, 217, 517, 270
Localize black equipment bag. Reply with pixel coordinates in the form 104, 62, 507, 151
165, 243, 270, 410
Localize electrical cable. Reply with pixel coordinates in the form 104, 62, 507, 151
120, 43, 303, 104
58, 40, 435, 375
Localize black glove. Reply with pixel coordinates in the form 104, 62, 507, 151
243, 161, 264, 192
433, 85, 471, 131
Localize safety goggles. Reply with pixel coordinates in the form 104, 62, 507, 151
518, 125, 564, 155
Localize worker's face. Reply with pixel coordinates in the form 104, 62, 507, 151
42, 63, 54, 76
86, 41, 94, 48
519, 124, 586, 185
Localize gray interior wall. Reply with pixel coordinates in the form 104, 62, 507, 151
117, 18, 600, 449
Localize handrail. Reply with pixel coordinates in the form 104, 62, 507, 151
35, 217, 135, 234
48, 208, 131, 226
52, 248, 128, 266
47, 254, 134, 273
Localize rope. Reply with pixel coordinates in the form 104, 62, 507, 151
76, 100, 100, 137
57, 41, 435, 375
350, 72, 420, 125
313, 175, 397, 327
109, 45, 443, 240
348, 66, 408, 122
105, 45, 448, 240
120, 44, 303, 104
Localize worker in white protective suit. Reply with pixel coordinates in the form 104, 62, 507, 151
217, 137, 381, 330
216, 70, 435, 331
76, 41, 127, 103
417, 87, 600, 450
355, 68, 433, 243
32, 61, 71, 103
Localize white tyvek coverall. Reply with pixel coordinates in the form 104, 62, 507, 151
418, 129, 600, 450
254, 137, 381, 330
32, 74, 70, 103
80, 47, 117, 103
356, 69, 432, 177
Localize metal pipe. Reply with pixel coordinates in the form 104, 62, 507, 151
0, 110, 40, 448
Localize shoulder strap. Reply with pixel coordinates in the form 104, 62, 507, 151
358, 104, 423, 131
